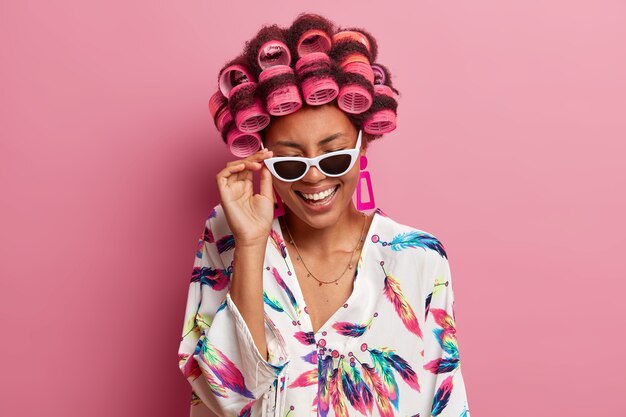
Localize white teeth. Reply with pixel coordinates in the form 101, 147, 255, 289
301, 186, 338, 201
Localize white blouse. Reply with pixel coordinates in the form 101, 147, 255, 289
178, 204, 470, 417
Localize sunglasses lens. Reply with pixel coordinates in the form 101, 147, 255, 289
273, 160, 307, 180
319, 154, 353, 175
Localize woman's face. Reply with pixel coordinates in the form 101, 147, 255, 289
264, 104, 366, 229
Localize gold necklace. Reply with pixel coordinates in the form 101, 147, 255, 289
282, 213, 368, 286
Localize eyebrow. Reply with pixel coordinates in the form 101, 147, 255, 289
273, 132, 344, 149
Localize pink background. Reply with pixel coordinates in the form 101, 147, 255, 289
1, 1, 625, 416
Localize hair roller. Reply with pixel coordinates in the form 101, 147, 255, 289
223, 122, 263, 157
287, 13, 335, 59
228, 82, 270, 133
244, 25, 292, 76
295, 52, 339, 105
363, 86, 398, 134
257, 65, 302, 116
342, 27, 378, 62
208, 91, 232, 132
218, 63, 255, 98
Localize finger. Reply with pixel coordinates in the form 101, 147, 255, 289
259, 164, 274, 201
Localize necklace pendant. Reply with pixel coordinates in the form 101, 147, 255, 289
318, 282, 323, 287
296, 256, 300, 261
348, 264, 352, 269
307, 273, 310, 277
335, 281, 339, 285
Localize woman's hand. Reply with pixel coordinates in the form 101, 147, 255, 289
216, 148, 276, 247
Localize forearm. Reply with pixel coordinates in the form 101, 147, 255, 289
228, 242, 268, 360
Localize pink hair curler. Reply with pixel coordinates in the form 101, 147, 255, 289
342, 60, 375, 85
295, 53, 339, 105
230, 82, 270, 132
258, 65, 302, 116
297, 29, 332, 56
226, 126, 262, 157
215, 107, 232, 132
374, 84, 394, 98
337, 84, 373, 114
257, 40, 292, 70
364, 109, 397, 134
208, 91, 232, 132
332, 31, 371, 53
219, 64, 254, 98
371, 64, 386, 85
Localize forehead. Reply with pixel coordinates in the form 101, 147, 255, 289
263, 104, 356, 148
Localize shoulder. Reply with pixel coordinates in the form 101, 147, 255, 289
373, 208, 448, 261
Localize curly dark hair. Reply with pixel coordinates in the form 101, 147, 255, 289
208, 13, 400, 157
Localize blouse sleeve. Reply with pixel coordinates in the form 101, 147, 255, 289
177, 214, 290, 417
420, 253, 471, 417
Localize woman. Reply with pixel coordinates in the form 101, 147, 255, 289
178, 13, 470, 417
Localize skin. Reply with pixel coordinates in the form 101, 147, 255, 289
216, 103, 374, 360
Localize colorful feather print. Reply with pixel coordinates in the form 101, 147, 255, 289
378, 348, 421, 392
432, 277, 449, 298
369, 349, 400, 409
431, 375, 454, 416
294, 331, 316, 346
216, 234, 235, 254
386, 230, 447, 259
340, 360, 367, 415
272, 267, 300, 316
424, 357, 460, 374
203, 225, 215, 243
360, 363, 394, 417
263, 291, 284, 312
192, 343, 227, 398
195, 238, 204, 259
191, 266, 230, 291
317, 355, 334, 417
330, 366, 348, 417
332, 318, 373, 337
425, 292, 433, 321
237, 399, 256, 417
197, 337, 254, 399
433, 328, 459, 358
269, 229, 292, 273
383, 273, 423, 339
302, 350, 318, 364
430, 308, 457, 334
179, 353, 201, 381
288, 368, 318, 388
208, 208, 217, 219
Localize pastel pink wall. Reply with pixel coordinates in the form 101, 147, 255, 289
1, 1, 625, 416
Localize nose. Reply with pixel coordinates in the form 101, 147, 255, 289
301, 165, 326, 183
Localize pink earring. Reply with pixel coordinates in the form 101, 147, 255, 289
356, 155, 376, 210
273, 187, 285, 218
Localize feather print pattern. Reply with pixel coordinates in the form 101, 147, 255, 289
178, 205, 470, 416
332, 318, 373, 337
384, 230, 448, 259
382, 271, 423, 339
216, 234, 235, 254
190, 266, 230, 291
271, 267, 300, 316
431, 375, 454, 416
197, 337, 254, 399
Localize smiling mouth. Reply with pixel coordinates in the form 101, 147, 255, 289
295, 185, 339, 205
